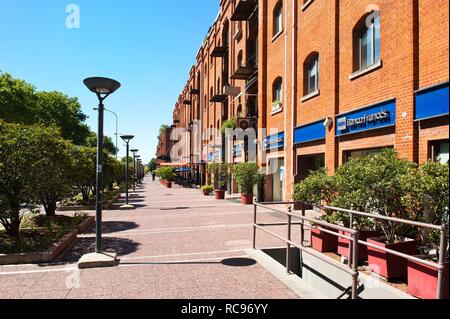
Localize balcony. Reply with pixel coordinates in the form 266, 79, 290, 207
210, 93, 228, 103
189, 88, 200, 95
231, 0, 258, 21
211, 46, 227, 58
231, 64, 257, 80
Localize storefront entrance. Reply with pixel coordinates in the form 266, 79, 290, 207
297, 154, 325, 181
269, 158, 285, 202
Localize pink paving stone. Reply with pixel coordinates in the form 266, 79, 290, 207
1, 177, 300, 299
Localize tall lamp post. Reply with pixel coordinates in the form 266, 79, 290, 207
120, 135, 135, 209
130, 149, 139, 195
78, 76, 121, 269
136, 156, 142, 185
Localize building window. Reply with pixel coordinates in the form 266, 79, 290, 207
272, 77, 283, 114
304, 53, 319, 96
354, 11, 380, 71
273, 1, 283, 37
431, 140, 449, 164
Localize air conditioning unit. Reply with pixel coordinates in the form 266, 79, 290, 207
237, 117, 253, 130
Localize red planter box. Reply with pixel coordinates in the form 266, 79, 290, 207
215, 190, 225, 200
241, 194, 253, 205
338, 230, 380, 262
407, 260, 449, 299
311, 228, 338, 253
160, 180, 172, 188
367, 237, 417, 280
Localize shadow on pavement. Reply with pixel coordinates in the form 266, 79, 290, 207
59, 237, 141, 263
120, 258, 257, 267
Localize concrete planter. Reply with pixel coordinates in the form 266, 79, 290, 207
75, 216, 95, 234
407, 260, 449, 299
57, 194, 121, 211
0, 231, 77, 265
367, 237, 417, 280
311, 228, 338, 253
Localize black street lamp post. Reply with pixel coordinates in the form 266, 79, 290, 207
136, 155, 142, 185
83, 77, 121, 254
121, 135, 135, 207
130, 149, 139, 193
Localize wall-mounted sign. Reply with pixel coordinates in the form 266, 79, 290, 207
294, 120, 326, 144
264, 132, 285, 151
336, 99, 396, 136
415, 82, 449, 121
233, 143, 243, 158
207, 150, 221, 162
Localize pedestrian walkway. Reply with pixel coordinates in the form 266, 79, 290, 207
0, 178, 301, 299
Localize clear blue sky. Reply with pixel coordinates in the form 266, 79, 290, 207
0, 0, 219, 163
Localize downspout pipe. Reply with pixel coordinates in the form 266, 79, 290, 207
291, 0, 297, 202
283, 0, 288, 202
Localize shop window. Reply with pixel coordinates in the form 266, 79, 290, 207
344, 147, 391, 162
431, 140, 449, 164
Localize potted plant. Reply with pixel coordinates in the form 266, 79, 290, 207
234, 162, 260, 205
221, 118, 237, 134
331, 150, 416, 267
155, 167, 175, 188
208, 162, 230, 200
201, 185, 213, 196
402, 161, 449, 298
348, 150, 418, 278
293, 169, 340, 252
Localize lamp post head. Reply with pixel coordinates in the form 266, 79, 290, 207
84, 77, 121, 97
130, 149, 139, 154
121, 135, 135, 143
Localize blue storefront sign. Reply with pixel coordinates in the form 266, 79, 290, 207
233, 144, 243, 157
264, 132, 285, 151
294, 120, 326, 144
207, 150, 221, 162
336, 99, 396, 136
415, 82, 449, 121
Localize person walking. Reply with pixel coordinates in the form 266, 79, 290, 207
152, 171, 156, 182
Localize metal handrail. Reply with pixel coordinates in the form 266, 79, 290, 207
272, 201, 448, 299
253, 201, 360, 299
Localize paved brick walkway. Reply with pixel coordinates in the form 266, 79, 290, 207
0, 178, 302, 299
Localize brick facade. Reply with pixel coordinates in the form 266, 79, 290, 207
157, 0, 449, 202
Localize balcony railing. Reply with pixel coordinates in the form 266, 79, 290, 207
231, 0, 258, 21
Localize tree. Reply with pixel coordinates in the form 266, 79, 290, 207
84, 131, 118, 155
0, 121, 53, 237
71, 147, 97, 202
35, 91, 90, 145
33, 131, 77, 216
148, 158, 157, 172
1, 72, 90, 146
0, 72, 38, 125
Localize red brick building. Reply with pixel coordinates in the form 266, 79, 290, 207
158, 0, 449, 202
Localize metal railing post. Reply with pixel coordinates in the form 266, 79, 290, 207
437, 223, 447, 299
348, 207, 355, 267
301, 203, 305, 247
287, 206, 292, 274
253, 204, 257, 249
351, 228, 360, 299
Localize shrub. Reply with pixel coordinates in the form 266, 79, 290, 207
221, 118, 237, 133
201, 185, 214, 192
156, 167, 175, 181
234, 162, 260, 195
208, 162, 231, 190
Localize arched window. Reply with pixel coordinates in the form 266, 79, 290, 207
272, 77, 283, 113
273, 1, 283, 36
237, 50, 243, 68
304, 52, 319, 96
353, 11, 380, 71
